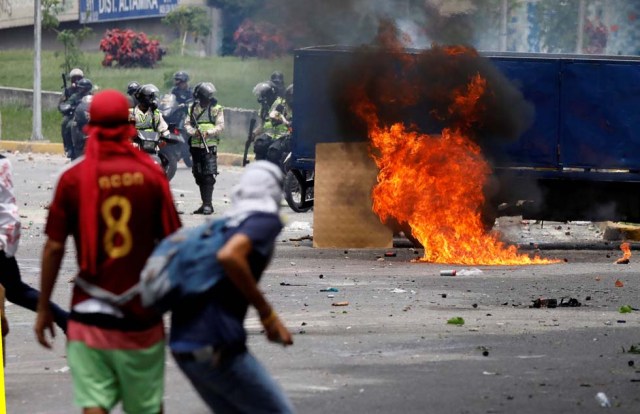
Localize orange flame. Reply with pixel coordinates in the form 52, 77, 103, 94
353, 64, 556, 265
616, 242, 631, 264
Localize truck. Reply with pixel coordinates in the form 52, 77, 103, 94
288, 45, 640, 224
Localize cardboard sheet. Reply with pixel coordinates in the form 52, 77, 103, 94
313, 142, 392, 248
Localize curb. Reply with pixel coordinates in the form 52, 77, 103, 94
0, 140, 245, 166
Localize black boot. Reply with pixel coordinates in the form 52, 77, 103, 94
193, 183, 214, 215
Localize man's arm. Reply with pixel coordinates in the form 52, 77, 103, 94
206, 107, 225, 138
217, 233, 292, 346
35, 238, 65, 349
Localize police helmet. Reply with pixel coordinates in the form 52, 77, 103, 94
127, 81, 140, 96
270, 71, 284, 87
69, 68, 84, 79
253, 82, 276, 103
193, 82, 217, 102
135, 84, 160, 106
174, 71, 189, 83
77, 78, 93, 94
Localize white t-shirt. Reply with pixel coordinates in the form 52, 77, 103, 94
0, 157, 21, 257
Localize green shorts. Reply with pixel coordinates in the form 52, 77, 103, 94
67, 340, 165, 413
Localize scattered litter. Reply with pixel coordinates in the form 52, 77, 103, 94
615, 279, 624, 288
623, 344, 640, 354
332, 301, 349, 307
390, 288, 407, 293
280, 282, 307, 286
457, 268, 483, 276
320, 287, 339, 292
559, 297, 581, 307
287, 221, 312, 231
54, 366, 70, 373
619, 305, 633, 314
531, 298, 558, 308
289, 235, 313, 242
447, 316, 465, 325
595, 392, 611, 408
441, 293, 447, 298
327, 294, 335, 298
482, 371, 498, 376
384, 251, 397, 257
440, 270, 456, 276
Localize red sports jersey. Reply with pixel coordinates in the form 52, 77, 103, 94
46, 147, 181, 321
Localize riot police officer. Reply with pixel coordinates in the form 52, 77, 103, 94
263, 84, 293, 166
126, 81, 140, 108
58, 68, 85, 159
60, 77, 93, 160
270, 70, 286, 98
185, 82, 225, 215
131, 84, 170, 139
171, 71, 193, 106
170, 71, 194, 166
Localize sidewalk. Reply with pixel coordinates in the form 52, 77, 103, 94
0, 140, 245, 166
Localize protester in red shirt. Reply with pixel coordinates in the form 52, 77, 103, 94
35, 89, 181, 414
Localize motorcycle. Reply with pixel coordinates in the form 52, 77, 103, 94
259, 134, 314, 213
282, 152, 314, 213
133, 130, 180, 181
158, 93, 193, 168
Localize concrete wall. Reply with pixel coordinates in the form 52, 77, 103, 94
0, 86, 256, 140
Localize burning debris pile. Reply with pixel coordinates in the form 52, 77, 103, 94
341, 20, 555, 265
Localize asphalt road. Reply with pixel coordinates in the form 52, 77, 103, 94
3, 153, 640, 413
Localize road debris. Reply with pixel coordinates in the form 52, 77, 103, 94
440, 270, 456, 276
447, 316, 465, 325
558, 297, 581, 307
619, 305, 633, 314
531, 298, 558, 308
615, 279, 624, 287
320, 287, 339, 292
332, 301, 349, 307
595, 391, 611, 407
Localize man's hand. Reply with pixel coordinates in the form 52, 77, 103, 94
34, 306, 56, 349
261, 310, 293, 346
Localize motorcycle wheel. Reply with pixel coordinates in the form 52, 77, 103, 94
161, 153, 177, 181
284, 169, 313, 213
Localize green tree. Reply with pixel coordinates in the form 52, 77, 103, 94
162, 5, 213, 56
42, 0, 92, 73
56, 27, 93, 74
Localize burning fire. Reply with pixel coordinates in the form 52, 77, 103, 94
616, 242, 631, 264
352, 46, 556, 265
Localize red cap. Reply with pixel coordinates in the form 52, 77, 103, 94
89, 89, 130, 125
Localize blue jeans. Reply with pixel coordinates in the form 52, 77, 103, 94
174, 349, 295, 414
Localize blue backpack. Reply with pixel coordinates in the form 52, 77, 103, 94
139, 218, 229, 314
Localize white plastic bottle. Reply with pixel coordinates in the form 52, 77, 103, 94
595, 392, 611, 408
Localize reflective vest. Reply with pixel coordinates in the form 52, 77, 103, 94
263, 97, 291, 139
189, 103, 223, 148
132, 107, 162, 132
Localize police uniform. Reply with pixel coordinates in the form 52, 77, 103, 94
185, 101, 225, 214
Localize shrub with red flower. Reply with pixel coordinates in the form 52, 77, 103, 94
233, 19, 290, 59
100, 29, 165, 68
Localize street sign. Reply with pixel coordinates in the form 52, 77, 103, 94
79, 0, 178, 24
